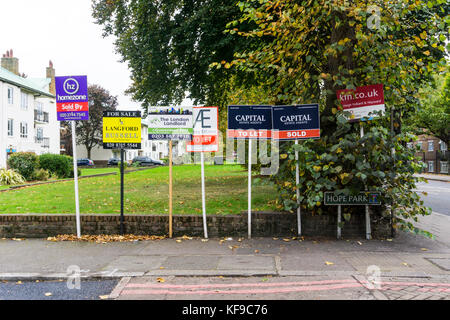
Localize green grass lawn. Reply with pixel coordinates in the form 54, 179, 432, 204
0, 165, 278, 215
80, 167, 119, 176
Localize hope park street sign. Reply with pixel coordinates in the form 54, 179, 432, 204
324, 192, 381, 205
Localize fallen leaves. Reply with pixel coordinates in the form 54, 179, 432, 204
44, 292, 52, 296
324, 261, 334, 266
99, 295, 109, 300
156, 277, 165, 283
46, 234, 165, 243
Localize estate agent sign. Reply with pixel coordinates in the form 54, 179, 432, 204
227, 105, 272, 139
103, 110, 142, 149
271, 104, 320, 140
55, 75, 89, 121
186, 106, 219, 152
147, 106, 193, 140
336, 84, 385, 121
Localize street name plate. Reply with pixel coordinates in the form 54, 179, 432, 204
324, 192, 381, 205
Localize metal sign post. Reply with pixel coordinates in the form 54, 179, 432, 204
360, 124, 372, 240
102, 110, 142, 235
55, 75, 89, 238
187, 106, 219, 239
248, 140, 252, 239
169, 140, 173, 238
337, 205, 342, 239
295, 139, 301, 236
227, 105, 273, 239
120, 148, 125, 235
200, 152, 208, 239
71, 121, 81, 238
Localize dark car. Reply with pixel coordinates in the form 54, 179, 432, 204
132, 156, 163, 166
77, 158, 94, 166
107, 158, 120, 166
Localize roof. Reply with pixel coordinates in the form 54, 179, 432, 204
0, 66, 54, 98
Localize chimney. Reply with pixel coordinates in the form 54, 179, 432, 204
1, 49, 19, 75
46, 60, 55, 95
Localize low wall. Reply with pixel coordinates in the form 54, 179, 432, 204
0, 212, 392, 239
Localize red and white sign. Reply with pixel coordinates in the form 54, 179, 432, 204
337, 84, 385, 121
186, 106, 219, 152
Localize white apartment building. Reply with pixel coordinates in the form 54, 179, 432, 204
0, 50, 60, 168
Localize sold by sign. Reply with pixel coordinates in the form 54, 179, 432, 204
55, 75, 89, 121
186, 106, 219, 152
271, 104, 320, 140
336, 84, 385, 122
227, 105, 272, 139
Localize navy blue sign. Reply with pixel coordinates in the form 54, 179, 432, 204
271, 104, 320, 140
227, 105, 272, 139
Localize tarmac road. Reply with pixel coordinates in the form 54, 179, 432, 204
415, 180, 450, 216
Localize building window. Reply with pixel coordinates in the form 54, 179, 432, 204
7, 119, 13, 136
440, 141, 448, 151
36, 127, 43, 140
428, 141, 434, 152
7, 87, 14, 104
417, 141, 423, 150
441, 161, 449, 174
21, 92, 28, 109
20, 122, 28, 138
428, 161, 434, 173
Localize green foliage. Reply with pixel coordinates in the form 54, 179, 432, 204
409, 69, 450, 144
7, 152, 39, 181
117, 161, 128, 170
0, 168, 25, 185
38, 154, 73, 179
32, 168, 50, 182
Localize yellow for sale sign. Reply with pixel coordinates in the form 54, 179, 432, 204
103, 111, 141, 149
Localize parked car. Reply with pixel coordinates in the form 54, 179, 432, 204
132, 156, 163, 166
107, 158, 120, 166
77, 158, 94, 166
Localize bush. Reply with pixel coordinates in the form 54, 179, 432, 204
68, 167, 82, 178
0, 168, 25, 185
32, 168, 50, 181
7, 152, 39, 181
118, 161, 128, 170
39, 154, 72, 178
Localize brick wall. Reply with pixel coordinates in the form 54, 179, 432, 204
0, 212, 392, 239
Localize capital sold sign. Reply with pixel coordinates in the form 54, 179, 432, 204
55, 75, 89, 121
271, 104, 320, 140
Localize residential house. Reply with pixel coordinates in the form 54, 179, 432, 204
0, 49, 59, 168
410, 134, 449, 174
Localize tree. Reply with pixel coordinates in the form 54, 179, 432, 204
411, 70, 450, 145
91, 0, 257, 108
63, 84, 118, 159
218, 0, 448, 236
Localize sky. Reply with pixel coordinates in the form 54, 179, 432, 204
0, 0, 190, 111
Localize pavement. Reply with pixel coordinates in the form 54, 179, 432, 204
1, 207, 450, 300
416, 173, 450, 183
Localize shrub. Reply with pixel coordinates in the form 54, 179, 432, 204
39, 154, 72, 178
118, 161, 128, 170
7, 152, 39, 181
0, 168, 25, 185
32, 168, 50, 181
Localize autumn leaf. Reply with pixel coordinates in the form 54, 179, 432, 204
156, 277, 165, 283
324, 261, 334, 266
